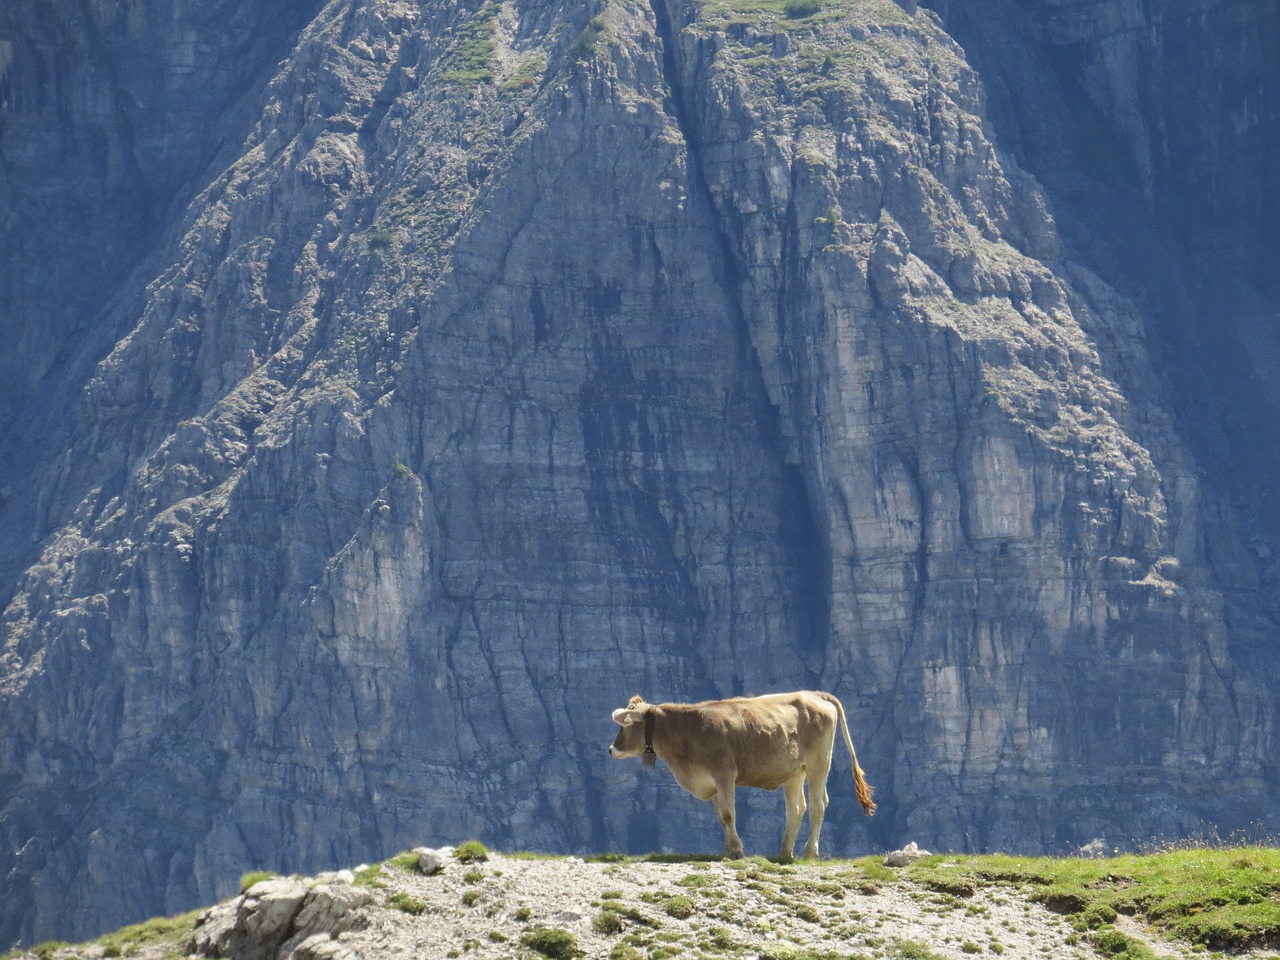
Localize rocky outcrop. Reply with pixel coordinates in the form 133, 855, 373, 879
1, 0, 1277, 949
193, 874, 370, 960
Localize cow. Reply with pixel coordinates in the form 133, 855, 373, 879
608, 691, 875, 859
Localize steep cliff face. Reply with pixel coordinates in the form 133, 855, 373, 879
1, 0, 1277, 948
0, 0, 325, 590
922, 0, 1280, 554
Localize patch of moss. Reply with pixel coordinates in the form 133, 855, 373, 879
455, 839, 490, 863
95, 912, 201, 959
676, 872, 719, 891
388, 892, 428, 915
891, 942, 949, 960
664, 894, 696, 919
385, 850, 421, 872
593, 908, 627, 934
238, 871, 277, 893
757, 943, 861, 960
521, 927, 582, 959
499, 53, 546, 94
783, 0, 821, 17
439, 4, 498, 86
569, 16, 607, 62
354, 863, 387, 888
908, 847, 1280, 953
366, 230, 396, 253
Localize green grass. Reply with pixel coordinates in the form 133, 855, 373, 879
96, 912, 202, 958
758, 944, 867, 960
593, 907, 627, 934
19, 944, 70, 960
386, 850, 421, 872
907, 847, 1280, 952
238, 870, 277, 893
568, 16, 607, 62
499, 53, 546, 94
354, 863, 388, 888
439, 4, 498, 85
642, 852, 724, 864
521, 926, 582, 959
366, 230, 396, 253
663, 894, 696, 919
676, 871, 720, 891
784, 0, 821, 17
388, 892, 428, 915
454, 839, 490, 863
891, 942, 948, 960
5, 907, 204, 960
21, 844, 1279, 960
697, 0, 847, 31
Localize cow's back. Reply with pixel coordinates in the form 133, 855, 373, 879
661, 692, 838, 791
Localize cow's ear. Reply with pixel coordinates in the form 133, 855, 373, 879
612, 707, 640, 726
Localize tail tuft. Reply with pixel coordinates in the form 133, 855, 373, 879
853, 762, 876, 816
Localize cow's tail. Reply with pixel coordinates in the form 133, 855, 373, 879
826, 692, 876, 816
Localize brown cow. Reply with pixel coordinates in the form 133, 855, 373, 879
608, 691, 875, 858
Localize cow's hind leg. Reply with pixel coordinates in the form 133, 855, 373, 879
801, 756, 833, 859
712, 776, 745, 859
779, 772, 807, 858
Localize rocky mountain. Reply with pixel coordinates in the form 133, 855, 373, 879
1, 0, 1277, 949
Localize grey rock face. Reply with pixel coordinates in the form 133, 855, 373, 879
883, 842, 931, 867
191, 876, 370, 960
1, 0, 1277, 948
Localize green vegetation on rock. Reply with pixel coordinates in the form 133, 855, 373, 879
906, 847, 1280, 953
455, 839, 490, 862
388, 892, 428, 915
354, 863, 388, 888
386, 850, 421, 872
439, 4, 498, 85
569, 16, 607, 62
520, 926, 582, 959
238, 871, 277, 893
784, 0, 821, 17
499, 53, 547, 94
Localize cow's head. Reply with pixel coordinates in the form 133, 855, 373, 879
609, 695, 649, 760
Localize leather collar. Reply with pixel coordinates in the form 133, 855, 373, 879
643, 709, 656, 767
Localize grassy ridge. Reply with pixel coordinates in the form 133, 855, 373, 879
9, 847, 1279, 960
907, 847, 1280, 956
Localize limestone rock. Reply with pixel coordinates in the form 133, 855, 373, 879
415, 848, 449, 876
1, 0, 1279, 950
1076, 839, 1110, 858
231, 878, 311, 960
191, 902, 241, 959
282, 884, 373, 956
192, 876, 369, 960
884, 843, 933, 868
293, 935, 357, 960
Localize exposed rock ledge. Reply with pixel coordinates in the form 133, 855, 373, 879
17, 846, 1273, 960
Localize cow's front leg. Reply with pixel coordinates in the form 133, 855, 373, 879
711, 779, 744, 858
